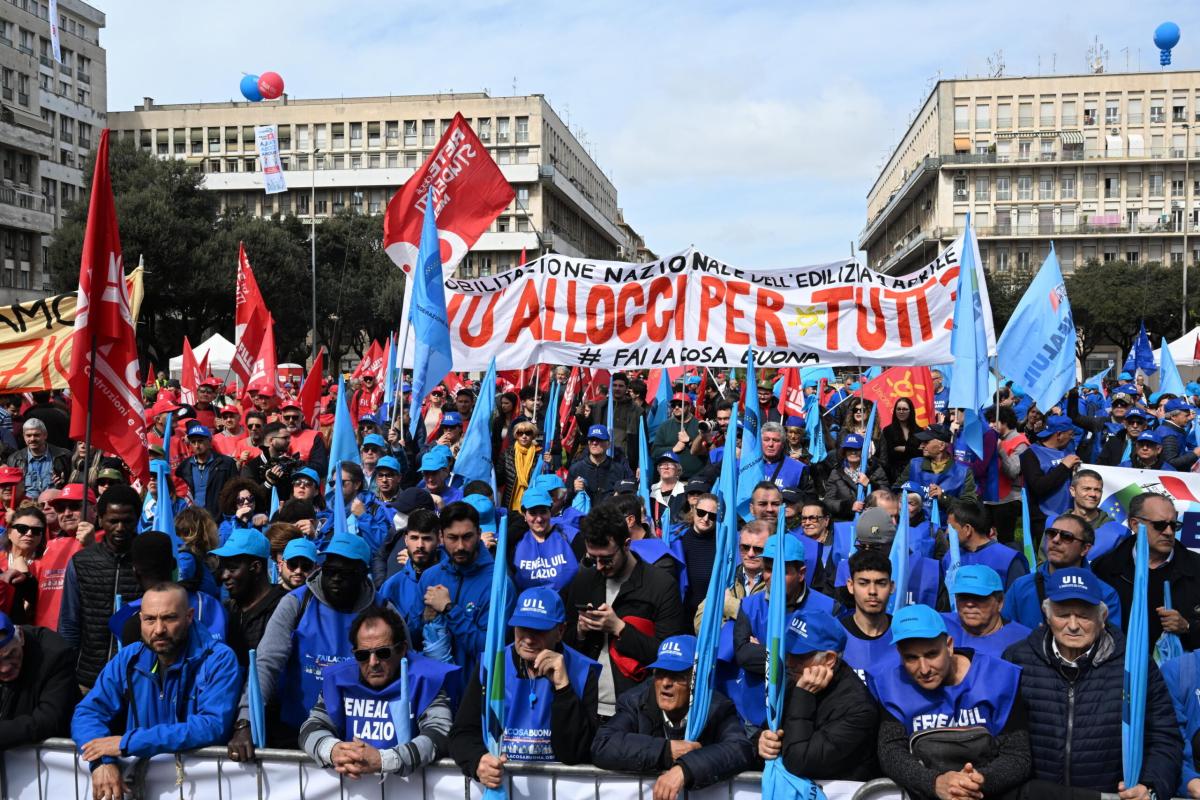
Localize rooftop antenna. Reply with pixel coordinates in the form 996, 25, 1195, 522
1122, 47, 1130, 71
987, 50, 1005, 78
1087, 36, 1108, 73
512, 76, 518, 96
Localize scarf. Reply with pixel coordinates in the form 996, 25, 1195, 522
510, 441, 538, 510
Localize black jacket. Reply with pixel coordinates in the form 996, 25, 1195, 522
1093, 534, 1200, 652
449, 645, 600, 778
69, 541, 141, 688
563, 555, 686, 699
175, 453, 239, 517
566, 455, 634, 505
222, 585, 288, 669
1160, 420, 1199, 471
591, 681, 754, 789
881, 422, 923, 484
5, 445, 71, 495
817, 455, 889, 521
768, 660, 881, 780
0, 626, 79, 748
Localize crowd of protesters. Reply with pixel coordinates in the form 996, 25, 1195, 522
0, 366, 1195, 800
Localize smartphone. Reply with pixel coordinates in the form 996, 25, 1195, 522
575, 603, 595, 612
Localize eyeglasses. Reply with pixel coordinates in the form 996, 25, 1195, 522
693, 508, 716, 520
670, 401, 683, 408
800, 514, 827, 523
582, 552, 620, 568
1045, 527, 1087, 545
246, 423, 264, 429
281, 414, 301, 422
353, 645, 395, 662
9, 523, 43, 536
587, 438, 605, 445
52, 502, 82, 513
236, 495, 255, 506
1134, 516, 1179, 533
739, 543, 764, 555
516, 430, 535, 437
285, 557, 315, 571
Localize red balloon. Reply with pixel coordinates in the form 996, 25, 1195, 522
257, 71, 285, 100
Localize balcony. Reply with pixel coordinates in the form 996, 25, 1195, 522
976, 221, 1199, 238
940, 146, 1200, 167
77, 71, 89, 85
859, 155, 942, 248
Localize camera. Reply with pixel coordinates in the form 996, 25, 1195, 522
698, 421, 712, 435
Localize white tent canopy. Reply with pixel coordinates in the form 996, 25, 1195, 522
1167, 326, 1200, 369
168, 333, 235, 378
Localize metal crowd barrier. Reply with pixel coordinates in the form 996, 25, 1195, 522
0, 738, 903, 800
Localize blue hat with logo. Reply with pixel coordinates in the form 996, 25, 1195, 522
1136, 429, 1164, 445
440, 411, 463, 428
520, 489, 553, 511
375, 455, 402, 474
419, 449, 451, 472
648, 635, 696, 671
1165, 398, 1192, 414
508, 587, 565, 630
1124, 407, 1152, 422
950, 564, 1004, 597
463, 493, 498, 532
785, 610, 848, 655
1113, 383, 1140, 397
324, 532, 370, 565
532, 474, 566, 494
1045, 567, 1103, 605
655, 451, 680, 465
841, 433, 865, 450
1036, 415, 1074, 438
282, 538, 319, 563
586, 424, 610, 441
361, 433, 387, 450
292, 467, 321, 487
185, 422, 212, 439
891, 604, 948, 643
763, 535, 805, 564
211, 528, 271, 561
0, 611, 14, 649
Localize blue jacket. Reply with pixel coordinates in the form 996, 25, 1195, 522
1004, 625, 1182, 799
378, 550, 448, 649
351, 491, 396, 554
71, 623, 240, 767
416, 543, 514, 669
1161, 652, 1200, 796
1003, 561, 1123, 630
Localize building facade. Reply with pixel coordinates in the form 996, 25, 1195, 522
860, 70, 1200, 280
0, 0, 105, 303
107, 92, 643, 275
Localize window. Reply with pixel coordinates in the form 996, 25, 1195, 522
1082, 172, 1097, 198
995, 176, 1011, 200
478, 117, 491, 141
208, 159, 221, 173
331, 123, 344, 148
404, 120, 417, 146
244, 157, 255, 173
1017, 140, 1031, 161
1040, 101, 1055, 126
517, 186, 530, 205
997, 103, 1011, 129
387, 152, 399, 168
1174, 104, 1187, 122
1128, 98, 1143, 124
384, 121, 397, 144
516, 116, 529, 143
368, 153, 380, 168
1149, 174, 1164, 197
422, 120, 435, 146
404, 152, 417, 168
1127, 250, 1140, 264
314, 125, 327, 148
1040, 139, 1055, 160
1151, 103, 1165, 123
296, 125, 310, 149
350, 154, 361, 170
517, 218, 530, 232
208, 132, 220, 153
515, 148, 529, 164
1017, 250, 1031, 270
1018, 102, 1033, 127
497, 217, 509, 233
1128, 172, 1142, 198
996, 249, 1010, 271
1173, 178, 1185, 197
975, 175, 989, 200
1039, 173, 1054, 199
1084, 102, 1097, 125
954, 176, 968, 200
316, 198, 328, 215
1105, 100, 1119, 126
1062, 100, 1077, 126
1104, 175, 1120, 198
225, 159, 238, 173
1061, 209, 1076, 228
496, 148, 511, 165
997, 141, 1011, 162
1017, 175, 1032, 200
497, 117, 509, 143
331, 154, 344, 169
350, 123, 362, 145
954, 106, 969, 131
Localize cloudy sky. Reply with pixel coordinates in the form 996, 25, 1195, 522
101, 1, 1195, 266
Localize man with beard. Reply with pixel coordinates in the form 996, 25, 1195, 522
379, 509, 445, 649
71, 583, 239, 800
212, 529, 288, 667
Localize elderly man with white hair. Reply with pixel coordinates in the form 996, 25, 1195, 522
1004, 568, 1182, 800
5, 418, 69, 497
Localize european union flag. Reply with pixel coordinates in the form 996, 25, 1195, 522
408, 187, 454, 436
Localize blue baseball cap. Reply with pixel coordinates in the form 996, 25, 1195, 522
0, 611, 14, 649
1165, 398, 1192, 414
211, 528, 271, 561
1036, 415, 1074, 438
508, 587, 565, 630
185, 422, 212, 439
419, 449, 451, 472
784, 415, 805, 427
1113, 383, 1140, 397
950, 564, 1004, 597
684, 375, 702, 386
763, 535, 805, 564
463, 493, 498, 532
891, 604, 949, 643
648, 635, 696, 671
1124, 407, 1152, 422
532, 474, 566, 495
324, 532, 370, 565
361, 433, 387, 450
655, 451, 680, 465
440, 411, 463, 428
292, 467, 321, 487
520, 489, 553, 511
1118, 371, 1134, 380
282, 538, 319, 563
586, 424, 610, 441
1136, 429, 1164, 445
841, 433, 865, 450
1045, 567, 1104, 605
785, 610, 848, 655
375, 455, 402, 474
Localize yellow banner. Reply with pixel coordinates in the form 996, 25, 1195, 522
0, 267, 144, 393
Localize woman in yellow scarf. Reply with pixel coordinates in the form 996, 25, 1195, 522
501, 422, 543, 510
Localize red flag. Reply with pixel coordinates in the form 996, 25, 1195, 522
558, 367, 581, 433
297, 348, 325, 427
179, 337, 203, 405
383, 113, 516, 273
198, 349, 211, 379
144, 364, 156, 388
67, 130, 149, 484
1193, 334, 1200, 363
234, 242, 270, 385
583, 369, 610, 404
777, 368, 806, 418
519, 246, 527, 267
245, 318, 278, 397
860, 366, 937, 428
353, 340, 384, 381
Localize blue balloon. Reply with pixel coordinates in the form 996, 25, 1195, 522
240, 74, 263, 102
1154, 22, 1180, 65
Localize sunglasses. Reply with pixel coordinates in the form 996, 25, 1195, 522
739, 543, 764, 555
670, 401, 683, 408
285, 557, 315, 571
582, 553, 620, 568
10, 523, 43, 535
516, 430, 535, 437
1134, 516, 1179, 533
236, 495, 255, 506
282, 414, 302, 422
1044, 527, 1088, 545
693, 508, 716, 520
246, 423, 264, 429
53, 502, 82, 512
800, 514, 827, 523
353, 645, 395, 662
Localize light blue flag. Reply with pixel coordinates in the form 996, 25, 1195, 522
381, 331, 398, 423
536, 380, 560, 479
395, 657, 412, 744
865, 365, 884, 380
327, 376, 359, 535
736, 347, 764, 518
480, 515, 512, 800
605, 374, 615, 458
936, 499, 959, 606
152, 411, 180, 547
647, 369, 673, 439
804, 393, 827, 464
1123, 321, 1158, 376
689, 402, 740, 741
1084, 365, 1112, 390
408, 187, 454, 437
247, 649, 266, 749
1160, 338, 1186, 396
1020, 487, 1037, 574
888, 490, 911, 613
996, 246, 1076, 415
800, 366, 835, 387
1155, 583, 1185, 664
1124, 524, 1150, 788
638, 418, 655, 531
455, 358, 498, 490
660, 505, 672, 546
947, 220, 992, 459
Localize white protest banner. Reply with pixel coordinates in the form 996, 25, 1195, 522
49, 0, 61, 63
1090, 464, 1200, 550
255, 124, 287, 195
430, 234, 989, 371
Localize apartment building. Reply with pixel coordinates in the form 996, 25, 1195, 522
108, 92, 642, 274
0, 0, 105, 302
860, 70, 1200, 278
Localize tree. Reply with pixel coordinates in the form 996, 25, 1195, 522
985, 265, 1036, 335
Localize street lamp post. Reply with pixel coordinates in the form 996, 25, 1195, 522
311, 148, 321, 366
1183, 124, 1192, 336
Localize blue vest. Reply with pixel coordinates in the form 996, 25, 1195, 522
943, 541, 1024, 590
322, 653, 457, 748
909, 520, 935, 559
513, 527, 579, 592
282, 587, 372, 728
869, 651, 1021, 737
1090, 521, 1130, 562
842, 626, 895, 680
762, 456, 806, 491
738, 588, 835, 725
934, 389, 949, 417
835, 552, 938, 608
1029, 444, 1072, 518
497, 643, 600, 762
940, 614, 1032, 659
107, 591, 227, 643
907, 457, 970, 513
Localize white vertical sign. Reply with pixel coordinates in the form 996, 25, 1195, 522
48, 0, 62, 63
255, 124, 287, 195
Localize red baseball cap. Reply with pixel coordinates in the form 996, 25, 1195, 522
56, 483, 97, 504
0, 466, 22, 485
671, 392, 691, 404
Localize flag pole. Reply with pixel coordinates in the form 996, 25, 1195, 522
393, 317, 412, 444
80, 331, 98, 522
